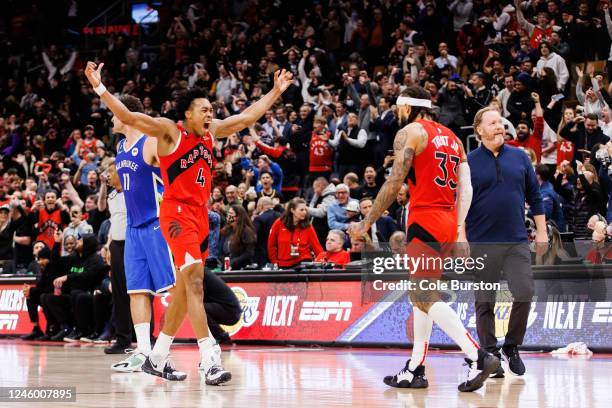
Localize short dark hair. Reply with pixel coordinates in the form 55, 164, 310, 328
176, 87, 209, 120
118, 95, 144, 113
536, 164, 551, 182
586, 113, 599, 122
517, 120, 530, 128
259, 171, 273, 180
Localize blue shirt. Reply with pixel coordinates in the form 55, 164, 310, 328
466, 144, 544, 243
115, 136, 163, 227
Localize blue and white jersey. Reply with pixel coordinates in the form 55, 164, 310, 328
115, 136, 164, 227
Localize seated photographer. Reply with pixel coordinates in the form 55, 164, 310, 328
268, 198, 323, 269
315, 229, 350, 267
220, 205, 256, 270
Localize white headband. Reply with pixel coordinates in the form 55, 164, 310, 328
396, 96, 432, 109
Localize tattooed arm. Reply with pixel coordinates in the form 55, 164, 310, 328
348, 123, 427, 237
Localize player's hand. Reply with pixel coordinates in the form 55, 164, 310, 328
273, 69, 294, 93
85, 61, 104, 88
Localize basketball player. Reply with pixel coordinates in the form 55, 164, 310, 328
85, 61, 293, 384
105, 95, 178, 373
348, 86, 500, 392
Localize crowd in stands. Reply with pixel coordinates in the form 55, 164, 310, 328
3, 0, 612, 339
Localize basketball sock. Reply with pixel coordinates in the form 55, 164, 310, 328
408, 307, 433, 371
197, 337, 215, 357
427, 302, 479, 361
150, 332, 174, 366
134, 323, 151, 354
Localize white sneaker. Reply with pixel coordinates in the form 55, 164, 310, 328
198, 343, 231, 385
111, 349, 148, 372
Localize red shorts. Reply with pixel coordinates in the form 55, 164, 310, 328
405, 207, 457, 278
159, 200, 209, 270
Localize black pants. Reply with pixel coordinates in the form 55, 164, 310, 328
71, 289, 95, 334
204, 270, 241, 340
110, 240, 132, 346
43, 293, 72, 327
93, 291, 112, 334
26, 287, 47, 324
473, 244, 535, 352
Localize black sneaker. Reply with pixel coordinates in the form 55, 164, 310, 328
142, 355, 187, 381
50, 327, 71, 342
80, 332, 98, 343
104, 342, 131, 355
383, 359, 429, 389
21, 326, 44, 340
502, 345, 526, 376
93, 332, 112, 344
63, 329, 83, 343
458, 349, 501, 392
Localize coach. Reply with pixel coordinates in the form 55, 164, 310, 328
465, 107, 548, 378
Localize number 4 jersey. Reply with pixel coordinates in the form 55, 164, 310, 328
115, 135, 164, 227
159, 124, 215, 207
407, 119, 462, 210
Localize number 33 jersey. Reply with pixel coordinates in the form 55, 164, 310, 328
115, 135, 164, 227
159, 124, 215, 207
407, 119, 462, 210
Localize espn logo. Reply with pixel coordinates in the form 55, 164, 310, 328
592, 302, 612, 323
298, 301, 352, 322
0, 314, 18, 330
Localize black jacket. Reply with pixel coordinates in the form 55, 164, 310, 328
64, 234, 108, 292
560, 122, 610, 164
253, 209, 281, 266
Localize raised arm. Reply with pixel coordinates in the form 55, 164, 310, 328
348, 123, 424, 237
210, 70, 293, 138
85, 62, 177, 142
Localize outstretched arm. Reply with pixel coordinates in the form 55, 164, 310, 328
348, 124, 424, 236
85, 62, 177, 142
211, 70, 294, 138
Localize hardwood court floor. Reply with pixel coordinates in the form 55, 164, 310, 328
0, 340, 610, 408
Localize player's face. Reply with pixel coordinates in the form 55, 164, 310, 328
185, 98, 214, 136
398, 104, 412, 127
325, 233, 344, 252
477, 110, 505, 143
111, 116, 126, 134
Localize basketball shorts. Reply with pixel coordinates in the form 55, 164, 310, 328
124, 218, 176, 294
159, 200, 209, 271
405, 207, 457, 278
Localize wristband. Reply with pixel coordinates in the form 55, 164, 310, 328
94, 83, 107, 96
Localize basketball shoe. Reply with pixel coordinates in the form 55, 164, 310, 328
502, 345, 525, 376
383, 359, 429, 388
458, 348, 500, 392
142, 356, 187, 381
111, 349, 148, 373
198, 343, 231, 385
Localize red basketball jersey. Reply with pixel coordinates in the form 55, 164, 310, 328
159, 124, 215, 206
407, 119, 462, 210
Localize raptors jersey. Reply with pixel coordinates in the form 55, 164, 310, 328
407, 119, 461, 210
159, 125, 215, 206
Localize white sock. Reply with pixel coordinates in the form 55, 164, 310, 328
408, 307, 433, 370
150, 332, 174, 365
197, 336, 216, 357
427, 302, 479, 361
134, 323, 151, 354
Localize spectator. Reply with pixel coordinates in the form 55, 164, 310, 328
515, 1, 554, 50
343, 173, 363, 200
253, 131, 299, 200
575, 66, 607, 120
220, 205, 256, 270
535, 165, 566, 231
536, 41, 569, 91
20, 244, 53, 340
256, 171, 284, 202
438, 78, 467, 136
308, 177, 337, 246
315, 230, 351, 267
433, 42, 459, 71
560, 113, 610, 163
507, 73, 535, 126
30, 190, 69, 249
359, 197, 399, 246
507, 93, 544, 162
308, 115, 334, 182
62, 205, 94, 245
327, 183, 359, 232
369, 97, 398, 168
253, 197, 281, 267
330, 112, 368, 177
268, 198, 323, 269
463, 72, 492, 121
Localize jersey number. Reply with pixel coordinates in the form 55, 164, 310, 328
433, 152, 460, 189
195, 168, 206, 187
122, 173, 130, 191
